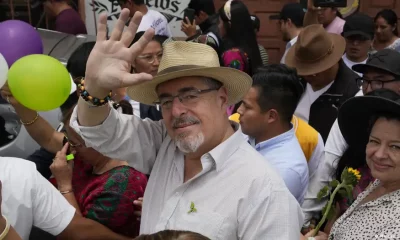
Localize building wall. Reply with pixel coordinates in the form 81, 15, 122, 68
215, 0, 400, 64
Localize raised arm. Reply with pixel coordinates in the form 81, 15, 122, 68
76, 9, 154, 127
0, 85, 63, 154
72, 9, 166, 173
304, 0, 319, 27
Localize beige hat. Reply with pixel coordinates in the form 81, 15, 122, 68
285, 24, 346, 76
127, 41, 252, 105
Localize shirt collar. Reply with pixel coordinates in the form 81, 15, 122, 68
249, 125, 295, 151
286, 36, 298, 49
206, 122, 246, 172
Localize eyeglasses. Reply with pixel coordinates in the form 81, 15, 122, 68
136, 52, 163, 64
63, 133, 82, 148
356, 77, 400, 91
153, 87, 221, 110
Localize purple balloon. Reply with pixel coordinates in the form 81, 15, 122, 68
0, 20, 43, 67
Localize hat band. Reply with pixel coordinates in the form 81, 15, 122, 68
296, 43, 335, 63
157, 65, 208, 75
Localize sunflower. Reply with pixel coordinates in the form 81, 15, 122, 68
348, 167, 362, 181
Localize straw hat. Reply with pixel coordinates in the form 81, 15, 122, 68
285, 24, 346, 76
127, 41, 252, 105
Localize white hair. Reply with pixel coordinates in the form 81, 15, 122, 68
175, 132, 205, 153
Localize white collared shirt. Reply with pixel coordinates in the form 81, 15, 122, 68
281, 36, 298, 64
0, 157, 75, 240
70, 107, 304, 240
342, 54, 367, 77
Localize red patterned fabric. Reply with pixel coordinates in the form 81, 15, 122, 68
51, 158, 147, 237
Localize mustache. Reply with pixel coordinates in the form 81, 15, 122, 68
172, 116, 200, 128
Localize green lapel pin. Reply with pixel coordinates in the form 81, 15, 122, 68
188, 201, 197, 214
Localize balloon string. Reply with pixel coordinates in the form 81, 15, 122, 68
27, 0, 32, 25
9, 0, 15, 19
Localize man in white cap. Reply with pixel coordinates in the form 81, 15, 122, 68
70, 9, 303, 240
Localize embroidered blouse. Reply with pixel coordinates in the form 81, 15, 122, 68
51, 158, 147, 237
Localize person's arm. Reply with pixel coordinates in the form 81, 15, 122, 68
238, 177, 303, 239
280, 168, 308, 204
50, 143, 82, 216
72, 11, 164, 173
307, 133, 325, 179
78, 0, 86, 22
302, 120, 346, 226
58, 214, 133, 240
304, 0, 319, 26
0, 86, 64, 153
76, 10, 154, 127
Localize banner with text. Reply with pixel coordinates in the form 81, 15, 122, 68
85, 0, 190, 37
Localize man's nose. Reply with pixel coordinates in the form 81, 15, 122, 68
171, 97, 187, 117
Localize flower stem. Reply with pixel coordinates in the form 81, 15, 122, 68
312, 183, 344, 237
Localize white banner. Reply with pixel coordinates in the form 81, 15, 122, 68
85, 0, 190, 37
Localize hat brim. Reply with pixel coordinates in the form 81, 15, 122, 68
126, 66, 252, 106
338, 96, 400, 147
352, 63, 400, 78
343, 31, 373, 40
269, 14, 281, 20
285, 33, 346, 76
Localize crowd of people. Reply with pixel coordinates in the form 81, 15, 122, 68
1, 0, 400, 239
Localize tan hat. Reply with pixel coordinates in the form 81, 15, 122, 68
127, 41, 252, 106
285, 24, 346, 76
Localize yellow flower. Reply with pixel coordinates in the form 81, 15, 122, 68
348, 167, 361, 181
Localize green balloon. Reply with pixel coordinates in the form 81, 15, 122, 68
8, 54, 71, 111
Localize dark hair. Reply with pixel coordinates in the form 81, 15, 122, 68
60, 91, 78, 117
66, 41, 95, 79
334, 88, 400, 180
113, 99, 134, 115
61, 42, 95, 116
375, 9, 399, 36
131, 31, 169, 47
218, 1, 262, 75
334, 8, 343, 19
250, 14, 260, 32
188, 0, 215, 16
251, 64, 304, 123
134, 230, 210, 240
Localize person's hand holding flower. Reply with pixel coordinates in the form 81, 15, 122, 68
309, 167, 361, 238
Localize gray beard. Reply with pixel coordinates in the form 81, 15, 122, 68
175, 132, 205, 153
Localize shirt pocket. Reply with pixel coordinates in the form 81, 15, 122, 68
171, 210, 226, 240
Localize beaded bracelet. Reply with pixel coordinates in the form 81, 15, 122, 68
77, 78, 112, 107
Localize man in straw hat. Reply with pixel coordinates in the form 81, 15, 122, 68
285, 23, 359, 143
69, 9, 303, 239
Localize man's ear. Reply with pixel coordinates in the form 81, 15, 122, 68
265, 109, 279, 124
218, 86, 229, 108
